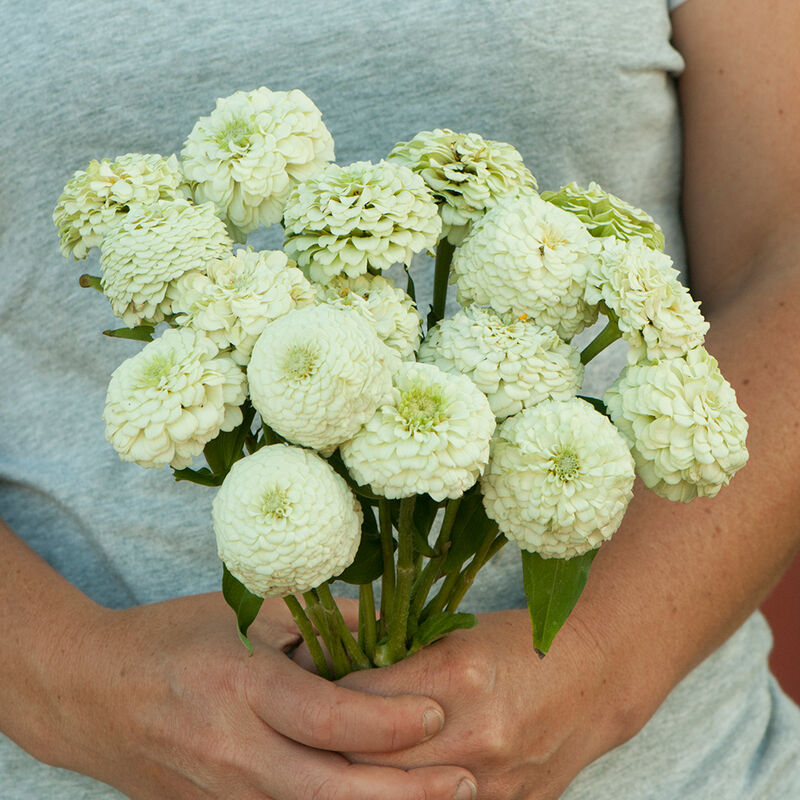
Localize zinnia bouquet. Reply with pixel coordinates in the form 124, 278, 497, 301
54, 87, 748, 677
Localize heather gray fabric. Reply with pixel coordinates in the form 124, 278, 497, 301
1, 1, 799, 797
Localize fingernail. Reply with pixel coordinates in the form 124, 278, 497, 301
422, 707, 445, 740
454, 778, 477, 800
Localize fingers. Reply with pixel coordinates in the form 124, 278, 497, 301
258, 733, 477, 800
247, 652, 446, 753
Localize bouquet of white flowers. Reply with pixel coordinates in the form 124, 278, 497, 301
54, 87, 749, 677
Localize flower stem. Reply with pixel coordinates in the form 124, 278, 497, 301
409, 497, 461, 623
381, 496, 417, 664
303, 590, 350, 679
317, 583, 371, 672
446, 526, 504, 613
359, 582, 377, 661
378, 499, 395, 626
283, 595, 332, 680
580, 310, 622, 365
429, 238, 455, 329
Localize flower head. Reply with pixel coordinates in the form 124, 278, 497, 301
451, 193, 600, 340
586, 237, 709, 363
103, 327, 247, 469
283, 160, 441, 284
169, 248, 314, 364
247, 305, 396, 452
481, 398, 635, 558
604, 347, 748, 501
340, 362, 495, 501
181, 87, 335, 241
315, 273, 422, 359
53, 153, 186, 259
100, 199, 232, 327
213, 445, 362, 597
542, 181, 665, 250
419, 306, 583, 419
388, 129, 536, 244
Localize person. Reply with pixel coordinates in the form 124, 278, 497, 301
1, 0, 799, 797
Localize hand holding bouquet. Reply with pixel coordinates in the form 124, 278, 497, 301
54, 87, 748, 676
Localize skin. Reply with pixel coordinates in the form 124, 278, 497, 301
333, 0, 800, 796
2, 1, 799, 798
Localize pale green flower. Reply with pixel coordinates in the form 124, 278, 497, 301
481, 398, 635, 558
181, 87, 335, 241
103, 328, 247, 469
419, 306, 583, 420
604, 347, 748, 502
283, 160, 441, 284
388, 129, 536, 244
213, 445, 362, 598
169, 248, 314, 365
542, 181, 665, 250
99, 199, 232, 327
53, 153, 186, 259
340, 362, 495, 501
451, 192, 600, 340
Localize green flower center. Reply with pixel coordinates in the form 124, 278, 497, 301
398, 384, 447, 432
260, 487, 290, 519
216, 118, 255, 151
137, 353, 176, 388
551, 449, 581, 481
282, 344, 319, 380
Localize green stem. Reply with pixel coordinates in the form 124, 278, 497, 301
446, 527, 504, 613
378, 499, 395, 625
409, 498, 462, 623
381, 497, 417, 664
303, 590, 350, 679
421, 570, 460, 622
429, 238, 455, 329
317, 583, 371, 672
580, 310, 622, 365
359, 582, 377, 662
284, 595, 332, 680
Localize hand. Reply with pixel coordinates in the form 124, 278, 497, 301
26, 592, 477, 799
335, 609, 645, 800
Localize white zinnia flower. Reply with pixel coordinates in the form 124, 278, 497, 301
168, 248, 315, 365
419, 306, 583, 420
99, 199, 232, 327
283, 160, 442, 284
315, 273, 422, 359
481, 398, 635, 559
542, 181, 665, 251
340, 362, 495, 501
248, 305, 396, 452
103, 328, 247, 469
181, 87, 335, 241
53, 153, 186, 260
586, 237, 709, 363
388, 129, 536, 244
451, 193, 600, 340
213, 445, 362, 598
604, 347, 748, 502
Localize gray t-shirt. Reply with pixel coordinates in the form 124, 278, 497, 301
1, 1, 798, 797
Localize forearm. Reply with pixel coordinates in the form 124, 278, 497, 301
0, 519, 105, 762
572, 240, 800, 725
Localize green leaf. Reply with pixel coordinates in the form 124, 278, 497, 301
520, 549, 598, 657
222, 563, 264, 655
577, 395, 609, 417
103, 325, 155, 342
171, 466, 223, 486
335, 503, 387, 584
410, 611, 476, 651
326, 450, 382, 502
442, 488, 492, 572
203, 401, 256, 476
403, 264, 416, 303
